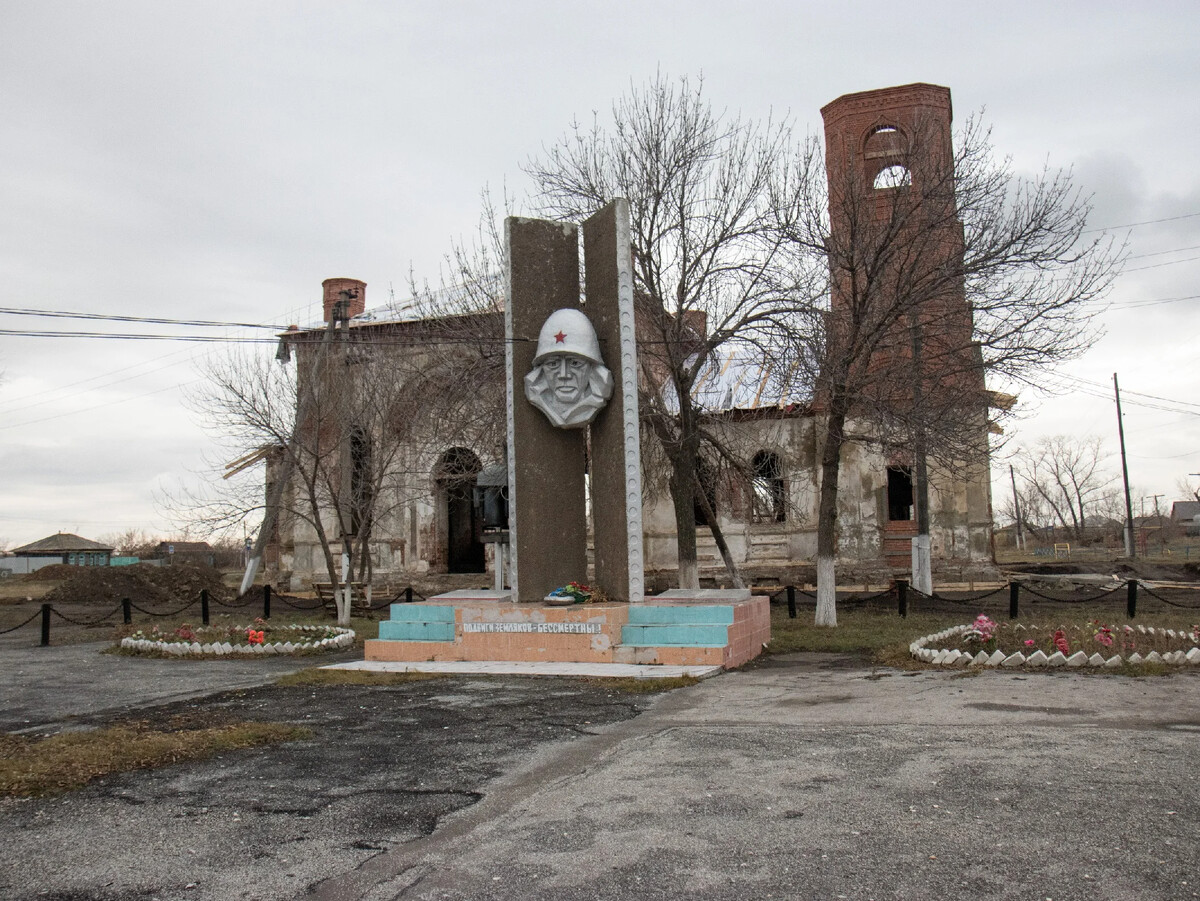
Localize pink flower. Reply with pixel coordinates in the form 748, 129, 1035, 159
1024, 639, 1036, 647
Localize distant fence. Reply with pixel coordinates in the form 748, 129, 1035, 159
0, 584, 428, 647
4, 580, 1199, 647
765, 579, 1200, 620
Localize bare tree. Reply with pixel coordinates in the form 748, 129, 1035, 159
524, 74, 823, 588
1013, 435, 1118, 541
1178, 475, 1200, 504
772, 104, 1123, 625
181, 306, 504, 624
98, 528, 161, 559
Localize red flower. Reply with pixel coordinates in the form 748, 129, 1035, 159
1053, 630, 1070, 655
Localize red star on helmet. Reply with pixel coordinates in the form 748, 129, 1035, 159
554, 330, 567, 343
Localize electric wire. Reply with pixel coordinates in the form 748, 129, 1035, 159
0, 307, 289, 329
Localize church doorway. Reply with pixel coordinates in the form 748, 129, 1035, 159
437, 448, 485, 574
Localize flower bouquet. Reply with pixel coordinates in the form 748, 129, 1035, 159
545, 581, 594, 605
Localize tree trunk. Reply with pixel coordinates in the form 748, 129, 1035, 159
693, 472, 745, 589
670, 458, 700, 589
815, 395, 849, 627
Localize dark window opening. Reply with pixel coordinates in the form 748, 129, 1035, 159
751, 450, 787, 523
887, 466, 914, 521
350, 427, 372, 536
438, 447, 485, 573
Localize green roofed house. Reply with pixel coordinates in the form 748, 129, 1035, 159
11, 532, 114, 569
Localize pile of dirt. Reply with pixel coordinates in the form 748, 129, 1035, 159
1003, 560, 1200, 583
38, 564, 235, 607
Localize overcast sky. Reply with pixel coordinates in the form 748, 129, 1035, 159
2, 1, 1198, 548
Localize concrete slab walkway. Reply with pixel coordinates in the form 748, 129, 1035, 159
325, 660, 721, 679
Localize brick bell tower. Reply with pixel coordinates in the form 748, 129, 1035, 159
819, 82, 982, 414
820, 84, 990, 579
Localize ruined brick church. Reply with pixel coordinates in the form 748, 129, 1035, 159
265, 83, 996, 590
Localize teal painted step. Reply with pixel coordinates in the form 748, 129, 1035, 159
379, 604, 456, 642
622, 604, 735, 648
388, 604, 456, 622
378, 619, 455, 642
626, 605, 734, 625
621, 623, 730, 647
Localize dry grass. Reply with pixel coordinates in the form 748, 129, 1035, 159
584, 675, 700, 693
0, 722, 312, 797
275, 668, 443, 686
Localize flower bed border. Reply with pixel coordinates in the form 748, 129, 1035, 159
910, 623, 1200, 669
119, 624, 355, 657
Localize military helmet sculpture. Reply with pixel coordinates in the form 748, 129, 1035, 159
524, 308, 614, 429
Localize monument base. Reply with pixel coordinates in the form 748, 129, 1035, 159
365, 589, 770, 670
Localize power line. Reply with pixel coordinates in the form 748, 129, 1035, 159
1083, 211, 1200, 234
1125, 242, 1200, 261
0, 329, 275, 342
0, 307, 289, 330
0, 379, 200, 431
1123, 253, 1200, 274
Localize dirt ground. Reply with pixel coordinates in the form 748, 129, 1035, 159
1002, 558, 1200, 582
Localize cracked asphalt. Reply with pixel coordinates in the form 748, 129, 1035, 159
2, 643, 1198, 900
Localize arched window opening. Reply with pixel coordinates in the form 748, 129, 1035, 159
751, 451, 787, 523
865, 123, 905, 153
874, 164, 911, 190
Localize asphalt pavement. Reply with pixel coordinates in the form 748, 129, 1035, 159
1, 643, 1198, 901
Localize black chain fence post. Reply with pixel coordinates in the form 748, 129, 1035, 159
1009, 582, 1020, 620
122, 598, 132, 625
405, 586, 413, 604
201, 589, 210, 626
786, 585, 797, 619
262, 584, 272, 620
40, 604, 51, 646
896, 579, 909, 618
1126, 580, 1137, 619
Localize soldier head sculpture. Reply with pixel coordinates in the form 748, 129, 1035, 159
524, 308, 614, 429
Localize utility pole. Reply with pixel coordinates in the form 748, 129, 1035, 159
1113, 373, 1135, 557
909, 314, 932, 595
1009, 464, 1024, 551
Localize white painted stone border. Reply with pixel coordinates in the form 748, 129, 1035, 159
119, 624, 355, 657
910, 623, 1200, 669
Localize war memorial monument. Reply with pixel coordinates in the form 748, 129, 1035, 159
365, 200, 770, 670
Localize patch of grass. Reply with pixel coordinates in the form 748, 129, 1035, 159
0, 722, 311, 797
585, 675, 700, 693
275, 668, 443, 686
767, 606, 954, 656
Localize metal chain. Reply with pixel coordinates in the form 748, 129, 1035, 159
215, 594, 258, 609
49, 604, 125, 626
1138, 584, 1200, 609
128, 600, 199, 618
1019, 584, 1126, 604
0, 609, 44, 634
